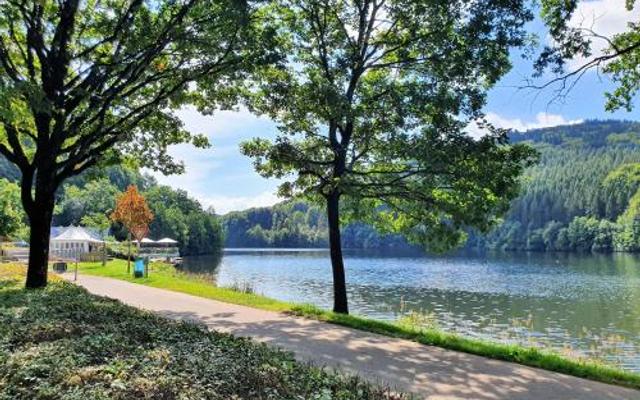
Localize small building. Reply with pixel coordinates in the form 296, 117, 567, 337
157, 238, 179, 247
50, 226, 104, 258
140, 237, 157, 247
137, 237, 180, 260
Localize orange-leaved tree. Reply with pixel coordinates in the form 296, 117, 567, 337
110, 186, 154, 273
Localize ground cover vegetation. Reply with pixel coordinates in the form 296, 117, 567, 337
0, 264, 403, 400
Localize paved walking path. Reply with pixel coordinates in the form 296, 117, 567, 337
66, 274, 639, 400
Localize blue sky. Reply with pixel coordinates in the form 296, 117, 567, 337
152, 0, 640, 214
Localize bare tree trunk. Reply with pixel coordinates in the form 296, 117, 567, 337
25, 191, 55, 289
127, 232, 131, 273
326, 191, 349, 314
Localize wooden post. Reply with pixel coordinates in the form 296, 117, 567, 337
74, 249, 78, 282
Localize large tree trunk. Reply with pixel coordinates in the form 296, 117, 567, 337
326, 191, 349, 314
25, 194, 55, 289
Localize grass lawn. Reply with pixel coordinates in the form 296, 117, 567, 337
0, 264, 403, 399
76, 259, 640, 390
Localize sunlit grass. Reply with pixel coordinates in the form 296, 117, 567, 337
78, 260, 291, 312
77, 259, 640, 390
0, 263, 61, 284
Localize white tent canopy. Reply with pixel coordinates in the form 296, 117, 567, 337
52, 227, 103, 243
157, 238, 178, 244
50, 226, 104, 256
140, 238, 156, 244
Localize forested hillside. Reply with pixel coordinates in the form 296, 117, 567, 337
474, 120, 640, 251
224, 202, 419, 251
0, 164, 223, 256
4, 120, 640, 253
223, 120, 640, 253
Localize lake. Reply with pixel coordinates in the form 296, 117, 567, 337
180, 249, 640, 371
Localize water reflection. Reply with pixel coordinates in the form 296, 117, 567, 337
180, 249, 640, 371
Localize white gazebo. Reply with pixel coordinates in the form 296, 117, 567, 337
50, 226, 104, 256
140, 237, 156, 247
157, 238, 178, 246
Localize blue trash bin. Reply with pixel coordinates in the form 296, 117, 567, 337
134, 258, 144, 278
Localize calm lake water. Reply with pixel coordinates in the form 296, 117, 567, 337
180, 249, 640, 371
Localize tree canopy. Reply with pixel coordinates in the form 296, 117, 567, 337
241, 0, 537, 313
535, 0, 639, 110
0, 0, 262, 287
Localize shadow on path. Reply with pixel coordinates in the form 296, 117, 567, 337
69, 274, 639, 400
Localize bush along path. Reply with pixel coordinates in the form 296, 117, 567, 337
64, 272, 639, 400
0, 273, 403, 399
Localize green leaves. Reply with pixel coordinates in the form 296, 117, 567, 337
0, 280, 401, 399
241, 0, 537, 253
0, 0, 260, 194
0, 178, 25, 239
537, 0, 639, 110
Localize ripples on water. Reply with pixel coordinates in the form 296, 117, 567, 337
179, 249, 640, 371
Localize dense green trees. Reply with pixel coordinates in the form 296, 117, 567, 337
223, 201, 417, 251
0, 179, 26, 239
55, 179, 119, 228
467, 121, 640, 252
228, 120, 640, 254
0, 162, 223, 256
145, 186, 223, 255
0, 0, 261, 287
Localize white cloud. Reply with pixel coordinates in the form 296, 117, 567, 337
142, 106, 282, 213
202, 191, 282, 215
175, 106, 276, 140
468, 112, 583, 136
562, 0, 638, 70
487, 112, 583, 132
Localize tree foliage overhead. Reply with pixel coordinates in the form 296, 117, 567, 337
536, 0, 639, 110
0, 0, 266, 287
242, 0, 537, 250
0, 0, 256, 180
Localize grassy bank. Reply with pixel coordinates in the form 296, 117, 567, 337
0, 264, 402, 399
75, 259, 640, 390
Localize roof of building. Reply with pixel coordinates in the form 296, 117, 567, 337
157, 238, 178, 244
51, 226, 104, 242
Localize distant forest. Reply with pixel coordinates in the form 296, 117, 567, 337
4, 119, 640, 253
0, 163, 223, 256
222, 120, 640, 253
